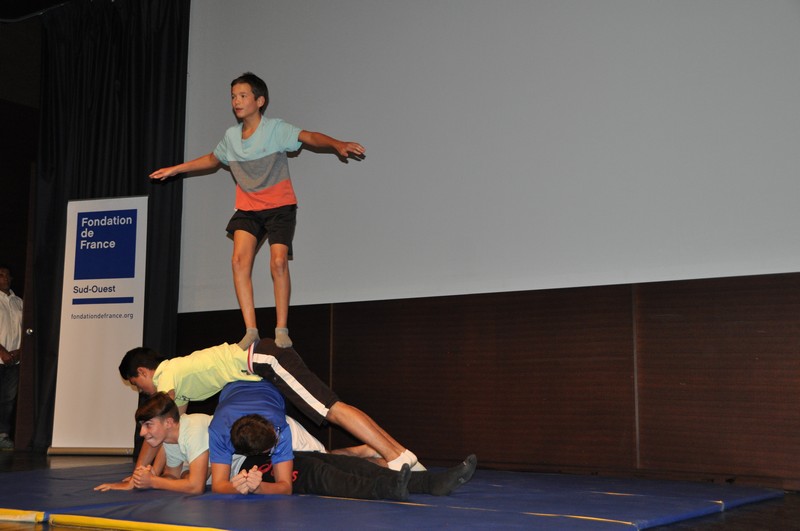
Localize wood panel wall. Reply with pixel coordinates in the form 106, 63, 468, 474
176, 272, 800, 490
329, 286, 636, 472
636, 274, 800, 489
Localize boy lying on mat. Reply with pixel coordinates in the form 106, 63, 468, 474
96, 383, 476, 500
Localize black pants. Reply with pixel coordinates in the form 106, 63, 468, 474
0, 363, 19, 435
241, 451, 426, 499
248, 339, 339, 426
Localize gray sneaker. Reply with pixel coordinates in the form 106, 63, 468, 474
0, 436, 14, 450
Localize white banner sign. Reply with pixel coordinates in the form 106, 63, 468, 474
51, 196, 148, 453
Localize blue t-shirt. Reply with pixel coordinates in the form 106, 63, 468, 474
208, 380, 293, 466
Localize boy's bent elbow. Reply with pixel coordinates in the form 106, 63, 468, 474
210, 477, 228, 494
273, 482, 293, 496
188, 484, 206, 495
255, 480, 292, 496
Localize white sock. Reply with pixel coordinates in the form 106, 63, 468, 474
387, 449, 418, 471
275, 327, 293, 348
411, 460, 427, 472
404, 449, 426, 471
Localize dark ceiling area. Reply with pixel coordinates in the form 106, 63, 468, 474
0, 0, 67, 21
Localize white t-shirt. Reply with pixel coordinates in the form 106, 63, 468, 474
287, 416, 326, 453
163, 414, 213, 484
0, 289, 23, 364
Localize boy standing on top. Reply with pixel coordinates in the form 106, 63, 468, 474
149, 72, 365, 350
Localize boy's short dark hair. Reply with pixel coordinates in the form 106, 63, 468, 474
230, 414, 277, 456
136, 392, 179, 424
231, 72, 269, 114
118, 347, 165, 379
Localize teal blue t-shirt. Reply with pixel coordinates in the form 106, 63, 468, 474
214, 117, 303, 211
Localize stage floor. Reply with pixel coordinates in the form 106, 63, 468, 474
0, 453, 794, 530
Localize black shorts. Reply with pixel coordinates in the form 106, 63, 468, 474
226, 205, 297, 257
247, 339, 340, 426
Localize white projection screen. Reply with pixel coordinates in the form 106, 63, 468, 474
180, 0, 800, 314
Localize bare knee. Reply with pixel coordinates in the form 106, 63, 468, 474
270, 255, 289, 277
326, 401, 347, 424
232, 252, 252, 275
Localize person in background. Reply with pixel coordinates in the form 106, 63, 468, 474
0, 265, 23, 450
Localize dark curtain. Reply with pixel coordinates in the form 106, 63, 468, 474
29, 0, 189, 449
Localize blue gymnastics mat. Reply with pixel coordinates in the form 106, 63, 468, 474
0, 463, 782, 530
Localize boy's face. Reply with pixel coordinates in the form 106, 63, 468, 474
231, 83, 265, 119
139, 417, 169, 447
128, 368, 157, 396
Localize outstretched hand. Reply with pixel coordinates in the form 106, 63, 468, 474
335, 141, 366, 161
149, 166, 178, 181
94, 478, 134, 492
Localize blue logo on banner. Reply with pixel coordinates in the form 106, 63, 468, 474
74, 209, 137, 280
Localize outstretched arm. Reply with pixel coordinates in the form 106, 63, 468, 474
150, 152, 221, 181
298, 131, 365, 160
94, 445, 165, 491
